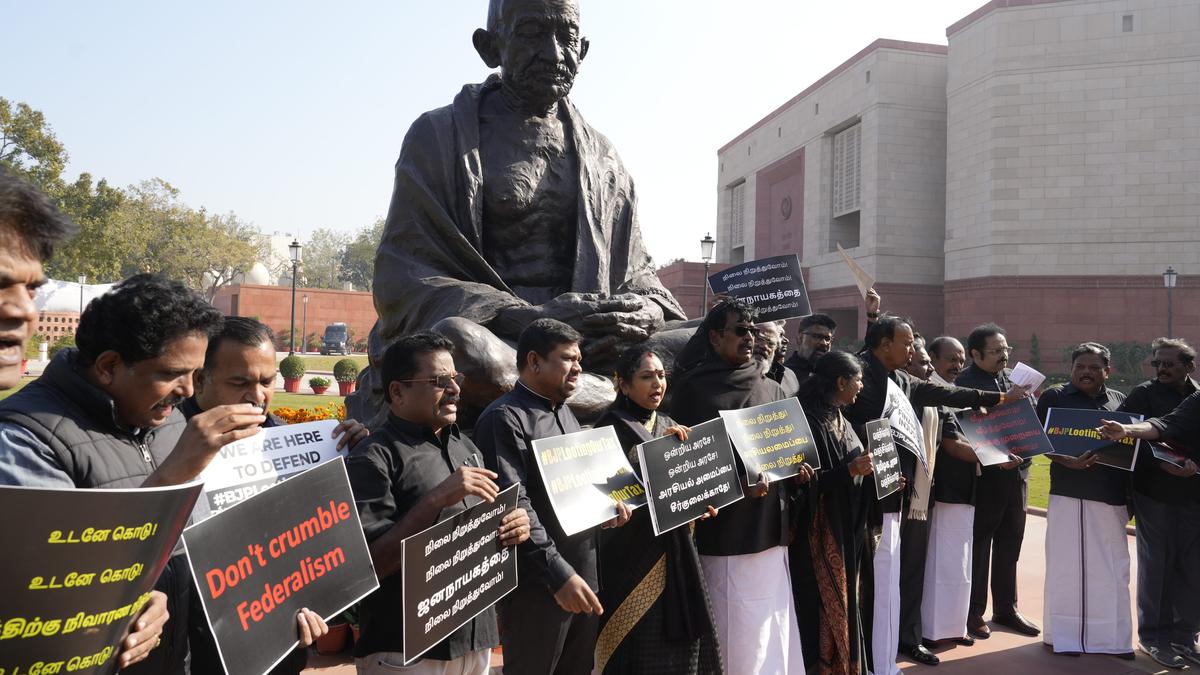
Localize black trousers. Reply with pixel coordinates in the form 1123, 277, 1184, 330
969, 473, 1026, 620
898, 513, 931, 649
498, 580, 598, 675
1134, 491, 1200, 647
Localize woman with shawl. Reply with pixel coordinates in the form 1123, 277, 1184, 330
792, 350, 876, 675
594, 346, 723, 674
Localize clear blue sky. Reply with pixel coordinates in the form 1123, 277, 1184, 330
7, 0, 983, 265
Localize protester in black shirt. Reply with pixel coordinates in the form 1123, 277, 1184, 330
474, 319, 629, 675
346, 332, 530, 673
1034, 343, 1132, 658
785, 314, 838, 388
955, 323, 1039, 639
921, 337, 987, 649
670, 298, 808, 674
182, 317, 373, 674
1115, 338, 1200, 669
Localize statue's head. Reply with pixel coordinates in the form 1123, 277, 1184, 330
473, 0, 589, 113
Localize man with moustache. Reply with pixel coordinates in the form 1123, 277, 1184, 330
181, 316, 370, 674
955, 323, 1040, 639
1117, 338, 1200, 669
671, 298, 808, 674
474, 319, 630, 675
920, 337, 999, 649
346, 332, 531, 674
1035, 343, 1133, 658
0, 273, 267, 673
785, 315, 837, 389
756, 320, 800, 396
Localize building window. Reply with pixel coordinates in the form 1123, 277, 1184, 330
729, 181, 746, 247
830, 122, 862, 251
1122, 14, 1133, 32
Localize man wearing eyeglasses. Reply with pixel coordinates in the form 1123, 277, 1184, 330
755, 320, 800, 396
1116, 338, 1200, 669
345, 332, 531, 674
955, 323, 1040, 640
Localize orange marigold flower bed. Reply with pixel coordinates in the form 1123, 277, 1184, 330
271, 402, 346, 424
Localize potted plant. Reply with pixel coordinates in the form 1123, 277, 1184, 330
334, 358, 359, 396
308, 376, 331, 395
280, 355, 306, 393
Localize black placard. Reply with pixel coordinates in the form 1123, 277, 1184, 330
707, 254, 812, 321
956, 400, 1054, 466
183, 458, 378, 675
0, 482, 201, 675
720, 398, 820, 485
1043, 408, 1143, 471
1149, 439, 1200, 474
866, 419, 903, 499
635, 418, 746, 536
531, 426, 647, 537
400, 485, 519, 664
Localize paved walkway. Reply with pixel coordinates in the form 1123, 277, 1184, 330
303, 511, 1178, 674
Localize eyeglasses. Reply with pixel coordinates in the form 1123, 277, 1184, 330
1150, 360, 1180, 369
721, 326, 760, 338
983, 348, 1012, 356
802, 332, 834, 344
397, 373, 465, 389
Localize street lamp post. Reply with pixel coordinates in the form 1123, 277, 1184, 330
77, 275, 86, 317
288, 240, 302, 355
1164, 266, 1178, 337
301, 294, 309, 354
699, 233, 715, 316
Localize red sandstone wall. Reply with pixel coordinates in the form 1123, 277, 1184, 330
211, 284, 377, 348
944, 276, 1197, 375
656, 261, 733, 322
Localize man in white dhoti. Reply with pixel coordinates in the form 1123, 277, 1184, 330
1035, 343, 1134, 659
843, 318, 1019, 674
920, 338, 994, 649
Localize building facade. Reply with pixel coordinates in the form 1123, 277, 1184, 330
715, 0, 1198, 370
211, 284, 377, 352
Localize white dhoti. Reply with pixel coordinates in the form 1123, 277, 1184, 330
921, 502, 975, 641
872, 511, 902, 675
1043, 495, 1133, 654
700, 545, 804, 675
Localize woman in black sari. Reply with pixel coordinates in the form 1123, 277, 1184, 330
594, 347, 724, 675
792, 351, 875, 675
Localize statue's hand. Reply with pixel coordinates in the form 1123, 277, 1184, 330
491, 293, 603, 338
582, 293, 665, 338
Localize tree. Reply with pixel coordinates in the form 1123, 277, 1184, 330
301, 228, 349, 289
0, 98, 67, 190
340, 217, 385, 291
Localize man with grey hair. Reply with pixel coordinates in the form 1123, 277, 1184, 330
1118, 337, 1200, 669
755, 320, 799, 395
1035, 342, 1133, 659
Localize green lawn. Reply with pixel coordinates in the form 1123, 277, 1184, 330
282, 354, 369, 372
0, 378, 30, 401
1026, 455, 1051, 510
269, 392, 346, 411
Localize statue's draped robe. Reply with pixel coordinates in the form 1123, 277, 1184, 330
367, 75, 685, 370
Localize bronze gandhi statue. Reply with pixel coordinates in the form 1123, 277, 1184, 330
349, 0, 692, 426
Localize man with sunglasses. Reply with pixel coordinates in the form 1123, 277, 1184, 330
346, 332, 531, 674
1116, 338, 1200, 669
955, 323, 1039, 640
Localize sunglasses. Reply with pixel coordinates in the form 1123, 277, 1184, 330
397, 372, 465, 389
721, 326, 760, 338
1150, 360, 1180, 369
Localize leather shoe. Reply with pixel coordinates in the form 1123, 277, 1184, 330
992, 612, 1041, 636
966, 616, 991, 639
950, 635, 976, 647
902, 644, 940, 666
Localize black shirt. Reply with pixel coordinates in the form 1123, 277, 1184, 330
784, 352, 816, 391
1120, 378, 1200, 505
345, 415, 499, 660
1148, 390, 1200, 445
474, 381, 595, 593
1035, 383, 1128, 506
933, 412, 978, 505
956, 364, 1030, 483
